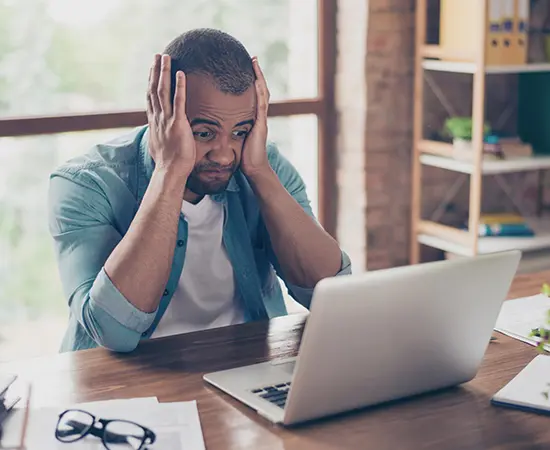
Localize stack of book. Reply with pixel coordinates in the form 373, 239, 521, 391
499, 137, 533, 159
451, 136, 533, 162
474, 213, 534, 237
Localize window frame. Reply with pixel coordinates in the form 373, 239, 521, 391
0, 0, 337, 236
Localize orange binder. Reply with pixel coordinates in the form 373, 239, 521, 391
513, 0, 529, 64
500, 0, 515, 64
486, 0, 504, 65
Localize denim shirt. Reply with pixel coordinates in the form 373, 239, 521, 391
48, 125, 352, 353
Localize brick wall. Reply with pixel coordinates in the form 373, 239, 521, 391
335, 0, 535, 272
364, 0, 415, 270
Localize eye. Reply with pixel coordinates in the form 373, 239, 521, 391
232, 130, 249, 139
193, 130, 214, 141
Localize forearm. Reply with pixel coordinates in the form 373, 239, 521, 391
104, 167, 186, 313
248, 167, 342, 288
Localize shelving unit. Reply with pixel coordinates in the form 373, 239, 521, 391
411, 0, 550, 264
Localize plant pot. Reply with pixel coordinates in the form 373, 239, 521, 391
451, 138, 504, 161
452, 138, 474, 161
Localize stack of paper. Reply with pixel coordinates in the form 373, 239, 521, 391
492, 354, 550, 414
1, 396, 205, 449
494, 294, 550, 351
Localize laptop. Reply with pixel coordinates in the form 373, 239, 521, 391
203, 250, 521, 426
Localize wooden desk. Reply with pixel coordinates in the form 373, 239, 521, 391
2, 270, 550, 449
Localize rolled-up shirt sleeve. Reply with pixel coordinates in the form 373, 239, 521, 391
284, 250, 352, 307
48, 170, 156, 352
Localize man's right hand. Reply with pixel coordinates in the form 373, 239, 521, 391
146, 54, 196, 180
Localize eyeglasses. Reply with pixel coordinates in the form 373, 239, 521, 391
55, 409, 156, 450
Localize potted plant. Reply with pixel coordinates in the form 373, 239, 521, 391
443, 117, 495, 160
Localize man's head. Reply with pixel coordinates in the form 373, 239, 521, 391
163, 28, 256, 198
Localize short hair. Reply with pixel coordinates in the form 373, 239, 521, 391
164, 28, 255, 96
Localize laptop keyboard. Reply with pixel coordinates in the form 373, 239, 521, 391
251, 382, 291, 409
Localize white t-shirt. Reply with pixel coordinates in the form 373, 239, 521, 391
151, 195, 244, 338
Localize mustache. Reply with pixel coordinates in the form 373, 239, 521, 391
194, 161, 236, 172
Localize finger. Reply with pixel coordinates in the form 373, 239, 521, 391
157, 54, 172, 116
146, 91, 154, 120
146, 66, 154, 119
252, 58, 269, 117
252, 57, 270, 104
254, 79, 269, 120
172, 71, 187, 120
148, 54, 161, 115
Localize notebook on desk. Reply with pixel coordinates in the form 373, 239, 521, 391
492, 355, 550, 414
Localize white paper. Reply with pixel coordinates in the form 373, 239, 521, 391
492, 354, 550, 411
494, 294, 550, 351
1, 397, 204, 450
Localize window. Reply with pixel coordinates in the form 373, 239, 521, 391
0, 0, 336, 361
0, 0, 318, 117
0, 129, 132, 361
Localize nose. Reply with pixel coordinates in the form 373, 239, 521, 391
207, 135, 235, 167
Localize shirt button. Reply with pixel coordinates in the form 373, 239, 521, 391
141, 331, 147, 337
177, 240, 184, 247
163, 289, 169, 296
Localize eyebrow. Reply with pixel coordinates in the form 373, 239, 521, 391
189, 118, 220, 127
189, 118, 254, 128
235, 119, 254, 128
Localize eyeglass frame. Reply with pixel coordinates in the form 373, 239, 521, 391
54, 408, 156, 450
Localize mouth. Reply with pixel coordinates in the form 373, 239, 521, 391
198, 168, 233, 180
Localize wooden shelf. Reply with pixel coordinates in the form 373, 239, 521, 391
422, 60, 550, 74
420, 45, 474, 61
420, 154, 550, 175
417, 218, 550, 257
417, 140, 453, 157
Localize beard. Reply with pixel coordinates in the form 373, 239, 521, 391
185, 160, 238, 196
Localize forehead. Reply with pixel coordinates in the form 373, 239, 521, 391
185, 73, 255, 123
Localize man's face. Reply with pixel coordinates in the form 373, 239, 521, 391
184, 73, 256, 197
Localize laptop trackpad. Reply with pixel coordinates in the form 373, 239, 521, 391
270, 357, 296, 375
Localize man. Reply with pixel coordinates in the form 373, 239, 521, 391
48, 28, 351, 353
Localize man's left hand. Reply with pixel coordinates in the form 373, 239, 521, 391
241, 57, 271, 179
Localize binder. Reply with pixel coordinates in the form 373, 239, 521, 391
486, 0, 503, 65
513, 0, 529, 64
501, 0, 515, 64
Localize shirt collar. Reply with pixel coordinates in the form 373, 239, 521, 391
137, 126, 240, 204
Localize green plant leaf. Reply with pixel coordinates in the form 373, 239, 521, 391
443, 117, 491, 140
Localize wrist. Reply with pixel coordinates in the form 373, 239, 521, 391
151, 165, 189, 196
244, 164, 276, 185
246, 165, 281, 200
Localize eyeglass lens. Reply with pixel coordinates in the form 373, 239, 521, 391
103, 420, 146, 449
56, 410, 95, 442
